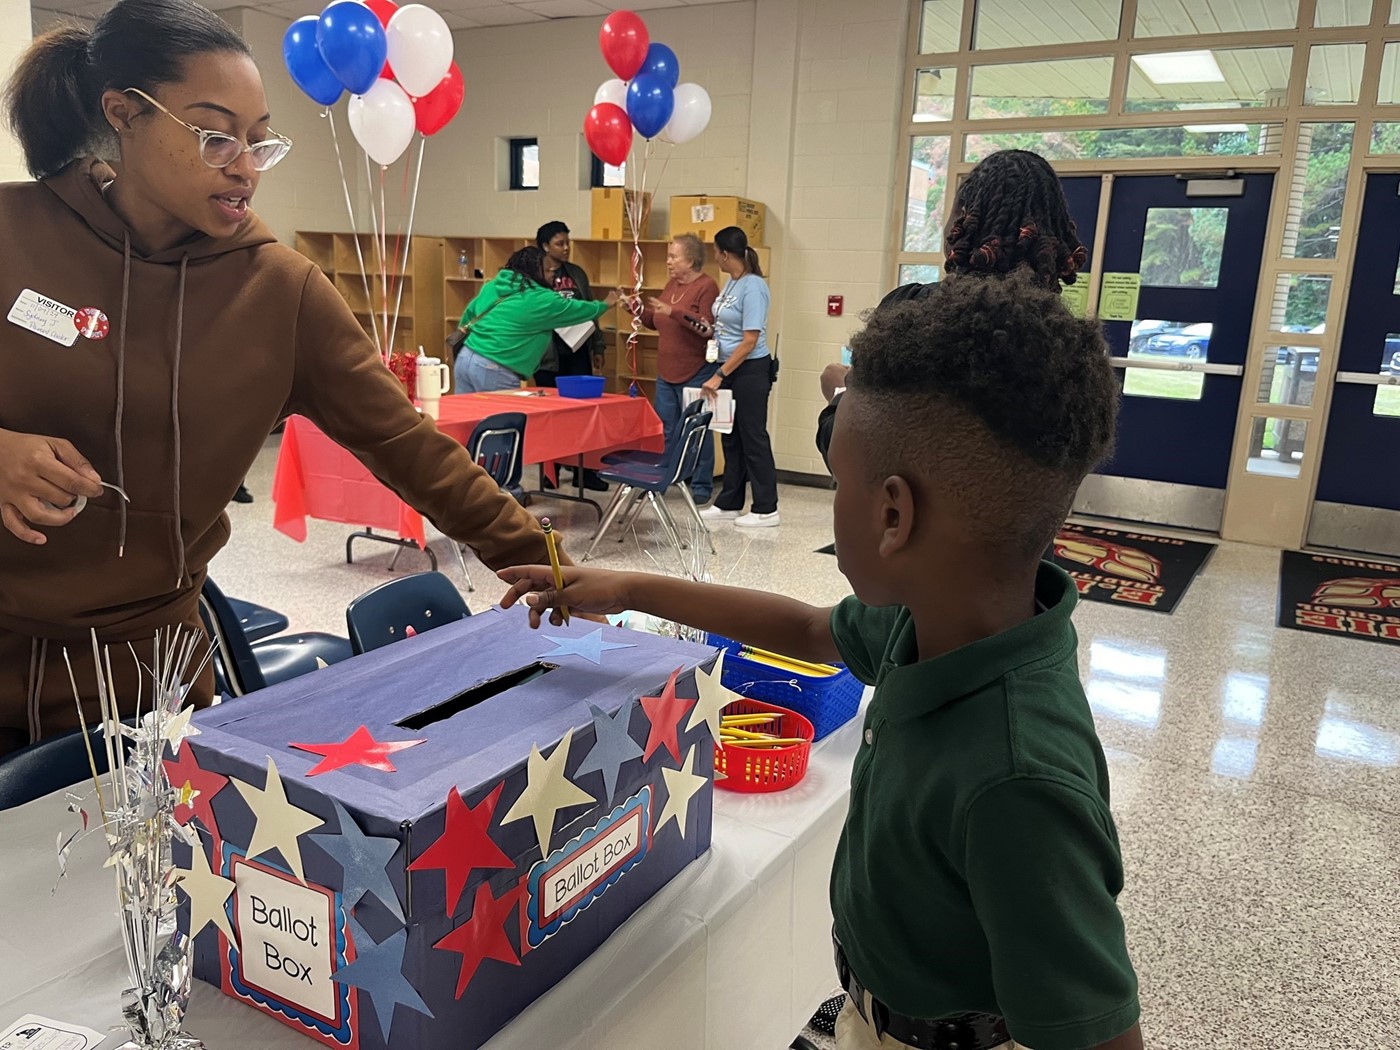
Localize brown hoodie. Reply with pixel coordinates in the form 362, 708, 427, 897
0, 159, 557, 647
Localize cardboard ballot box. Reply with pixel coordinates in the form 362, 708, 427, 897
668, 195, 765, 246
590, 187, 652, 241
177, 608, 716, 1050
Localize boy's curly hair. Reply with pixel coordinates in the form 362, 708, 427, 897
943, 150, 1088, 290
844, 272, 1118, 556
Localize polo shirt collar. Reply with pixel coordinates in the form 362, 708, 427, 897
876, 562, 1079, 724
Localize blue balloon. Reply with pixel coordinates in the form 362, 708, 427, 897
315, 0, 388, 97
284, 17, 342, 106
627, 74, 675, 140
641, 42, 680, 89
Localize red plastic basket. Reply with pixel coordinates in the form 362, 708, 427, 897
713, 698, 814, 793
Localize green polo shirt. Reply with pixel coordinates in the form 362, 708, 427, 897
829, 562, 1139, 1050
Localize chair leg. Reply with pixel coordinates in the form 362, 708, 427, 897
388, 545, 403, 572
677, 485, 717, 555
584, 485, 631, 562
453, 542, 476, 592
618, 489, 648, 538
647, 491, 684, 553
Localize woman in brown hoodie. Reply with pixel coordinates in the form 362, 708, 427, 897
0, 0, 563, 753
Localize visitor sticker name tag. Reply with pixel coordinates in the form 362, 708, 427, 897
7, 289, 80, 347
0, 1014, 106, 1049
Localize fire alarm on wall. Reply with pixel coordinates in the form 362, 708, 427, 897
827, 295, 843, 317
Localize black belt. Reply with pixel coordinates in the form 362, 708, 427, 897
833, 935, 1011, 1050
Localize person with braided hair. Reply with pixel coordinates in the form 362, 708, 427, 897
816, 149, 1089, 471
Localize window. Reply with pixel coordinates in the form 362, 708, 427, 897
1122, 319, 1211, 401
1246, 417, 1308, 478
965, 124, 1277, 162
903, 135, 950, 252
1258, 347, 1319, 408
1308, 44, 1366, 105
1126, 48, 1293, 113
972, 0, 1121, 49
1371, 123, 1400, 154
1282, 123, 1354, 260
969, 56, 1113, 119
1381, 43, 1400, 104
898, 264, 941, 285
509, 137, 538, 191
919, 0, 962, 54
1141, 209, 1227, 290
1135, 0, 1298, 36
913, 68, 956, 123
590, 155, 626, 188
1316, 0, 1373, 26
1270, 273, 1331, 332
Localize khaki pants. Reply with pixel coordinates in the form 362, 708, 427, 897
835, 992, 1023, 1050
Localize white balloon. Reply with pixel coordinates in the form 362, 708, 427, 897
386, 4, 454, 99
348, 79, 416, 166
659, 83, 712, 145
594, 78, 628, 109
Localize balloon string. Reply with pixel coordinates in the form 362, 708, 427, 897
386, 143, 411, 342
625, 142, 643, 391
379, 165, 390, 354
326, 109, 381, 357
364, 149, 386, 359
387, 135, 426, 359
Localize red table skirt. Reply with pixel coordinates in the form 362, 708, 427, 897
272, 390, 665, 547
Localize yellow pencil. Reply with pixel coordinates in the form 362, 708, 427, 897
737, 645, 840, 677
541, 517, 570, 625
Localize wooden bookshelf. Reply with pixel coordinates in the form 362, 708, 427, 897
294, 232, 444, 357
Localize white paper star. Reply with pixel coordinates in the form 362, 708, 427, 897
175, 829, 236, 942
687, 651, 738, 743
232, 757, 325, 883
501, 729, 595, 858
162, 706, 199, 755
657, 744, 708, 841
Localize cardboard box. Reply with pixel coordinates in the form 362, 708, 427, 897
591, 188, 652, 240
181, 608, 715, 1050
669, 195, 766, 247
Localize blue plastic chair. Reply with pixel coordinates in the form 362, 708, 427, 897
603, 398, 705, 471
200, 577, 353, 697
583, 409, 715, 561
227, 597, 290, 643
345, 571, 471, 655
452, 412, 528, 592
0, 723, 129, 810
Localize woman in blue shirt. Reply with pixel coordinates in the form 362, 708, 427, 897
698, 226, 779, 527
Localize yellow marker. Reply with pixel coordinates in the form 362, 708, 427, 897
541, 517, 570, 625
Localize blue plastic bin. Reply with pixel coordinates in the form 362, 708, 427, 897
556, 375, 606, 399
706, 634, 862, 741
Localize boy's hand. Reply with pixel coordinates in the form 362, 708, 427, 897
498, 565, 633, 628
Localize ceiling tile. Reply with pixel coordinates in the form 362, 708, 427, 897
516, 0, 610, 18
446, 4, 548, 23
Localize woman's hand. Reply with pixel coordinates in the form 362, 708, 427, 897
0, 429, 105, 545
701, 369, 725, 401
498, 565, 635, 628
646, 296, 672, 318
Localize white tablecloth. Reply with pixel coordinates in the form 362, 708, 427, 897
0, 698, 866, 1050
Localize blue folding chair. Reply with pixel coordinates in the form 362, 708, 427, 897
583, 408, 715, 561
452, 412, 528, 591
200, 577, 353, 697
345, 571, 471, 655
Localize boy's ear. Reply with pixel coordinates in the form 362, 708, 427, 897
877, 474, 916, 559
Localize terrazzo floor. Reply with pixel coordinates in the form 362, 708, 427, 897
213, 437, 1400, 1050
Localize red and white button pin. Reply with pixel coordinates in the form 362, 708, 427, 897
74, 307, 110, 340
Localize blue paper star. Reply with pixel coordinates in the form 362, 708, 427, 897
538, 628, 635, 665
309, 798, 405, 921
575, 700, 644, 804
334, 917, 433, 1042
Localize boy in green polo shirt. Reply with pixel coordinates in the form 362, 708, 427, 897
497, 272, 1143, 1050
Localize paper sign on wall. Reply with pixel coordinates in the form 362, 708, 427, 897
1060, 279, 1090, 319
1098, 273, 1141, 322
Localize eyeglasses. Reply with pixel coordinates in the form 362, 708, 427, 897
122, 88, 293, 172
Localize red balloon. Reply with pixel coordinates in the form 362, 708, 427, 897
363, 0, 397, 26
599, 11, 649, 81
585, 103, 632, 167
415, 63, 463, 136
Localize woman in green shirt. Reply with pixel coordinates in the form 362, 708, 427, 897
453, 247, 618, 393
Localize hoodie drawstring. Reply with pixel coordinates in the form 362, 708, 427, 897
115, 233, 131, 558
172, 254, 188, 588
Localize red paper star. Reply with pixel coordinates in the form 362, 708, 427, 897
162, 746, 229, 832
640, 668, 695, 765
290, 725, 425, 776
407, 783, 513, 915
433, 879, 524, 998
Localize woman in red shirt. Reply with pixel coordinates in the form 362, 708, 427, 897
638, 234, 720, 503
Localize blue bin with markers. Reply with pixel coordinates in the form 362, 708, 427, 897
706, 634, 862, 741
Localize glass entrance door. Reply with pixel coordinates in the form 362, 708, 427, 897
1074, 173, 1275, 531
1308, 173, 1400, 556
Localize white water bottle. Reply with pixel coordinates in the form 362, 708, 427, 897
705, 338, 719, 363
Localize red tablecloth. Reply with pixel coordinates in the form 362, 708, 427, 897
272, 390, 665, 547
